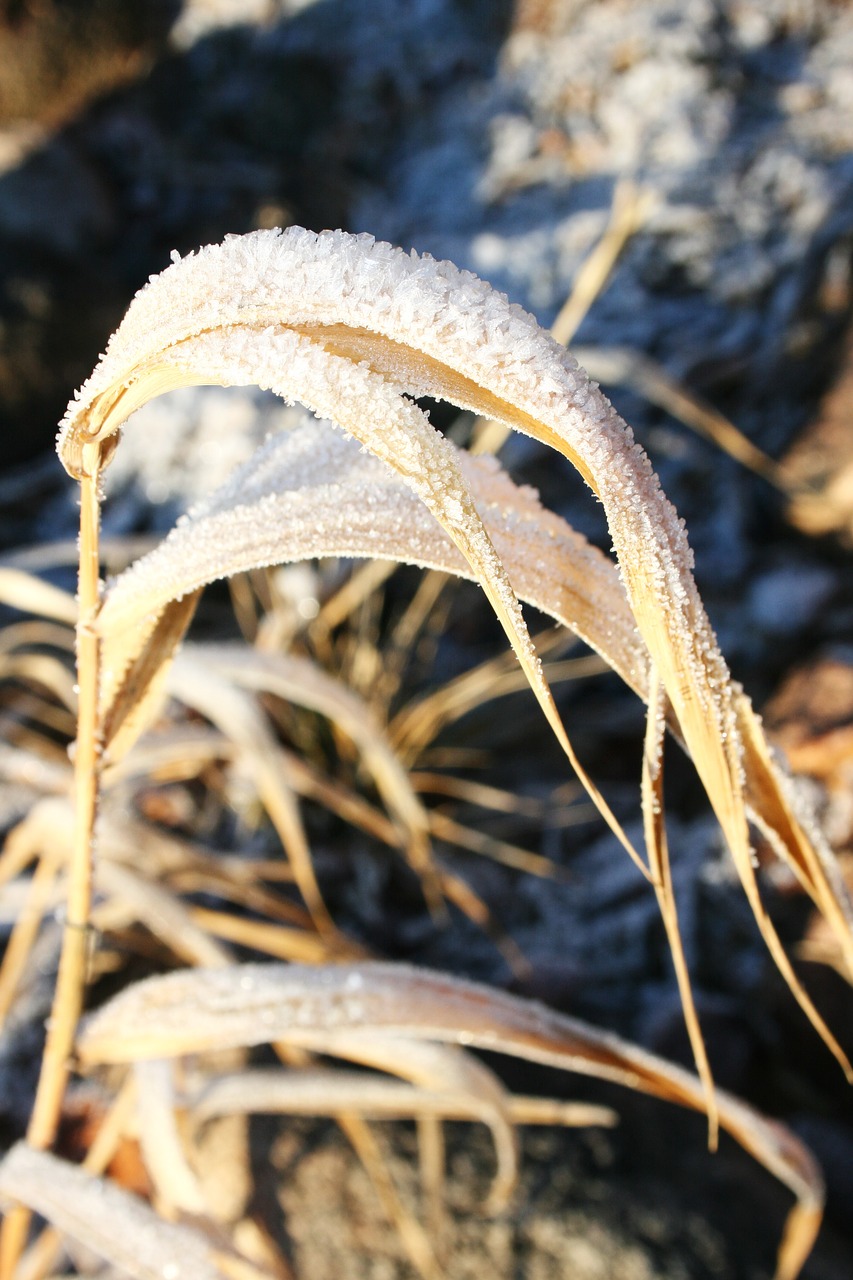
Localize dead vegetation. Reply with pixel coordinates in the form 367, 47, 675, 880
0, 221, 847, 1280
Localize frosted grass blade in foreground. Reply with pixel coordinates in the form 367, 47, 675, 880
76, 961, 823, 1280
56, 229, 853, 1034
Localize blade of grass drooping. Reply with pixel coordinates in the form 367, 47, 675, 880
102, 418, 851, 979
54, 229, 853, 1086
641, 664, 717, 1147
97, 423, 644, 718
76, 961, 824, 1280
94, 416, 651, 882
62, 311, 651, 881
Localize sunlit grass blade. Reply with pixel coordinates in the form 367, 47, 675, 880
97, 419, 649, 876
76, 961, 824, 1280
97, 421, 648, 723
0, 569, 77, 627
641, 664, 716, 1146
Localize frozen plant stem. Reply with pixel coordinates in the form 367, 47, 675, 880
0, 469, 102, 1280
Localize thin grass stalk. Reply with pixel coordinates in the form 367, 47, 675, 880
0, 470, 103, 1280
335, 1112, 442, 1280
0, 843, 64, 1032
642, 665, 717, 1147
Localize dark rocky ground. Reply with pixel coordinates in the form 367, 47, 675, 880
1, 2, 853, 1276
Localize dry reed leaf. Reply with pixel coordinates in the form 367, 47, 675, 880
55, 227, 852, 1069
133, 1058, 208, 1216
175, 643, 438, 899
76, 961, 823, 1280
0, 569, 77, 627
0, 1143, 239, 1280
428, 809, 558, 878
0, 653, 77, 714
164, 654, 333, 933
187, 907, 365, 964
411, 771, 556, 818
188, 1065, 616, 1131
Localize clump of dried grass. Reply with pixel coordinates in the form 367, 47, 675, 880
0, 225, 850, 1280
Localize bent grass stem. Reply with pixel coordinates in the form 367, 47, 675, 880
0, 470, 102, 1280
